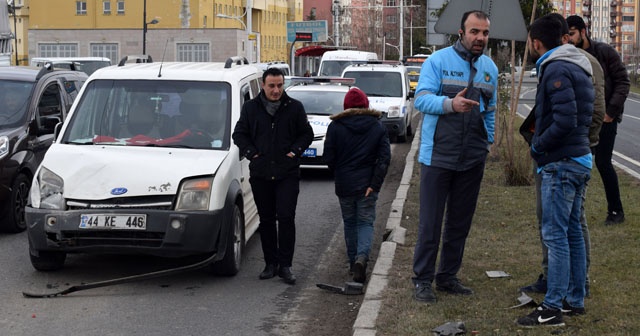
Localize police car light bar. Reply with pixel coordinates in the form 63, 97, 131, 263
289, 77, 356, 85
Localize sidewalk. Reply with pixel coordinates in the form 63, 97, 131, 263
351, 125, 420, 336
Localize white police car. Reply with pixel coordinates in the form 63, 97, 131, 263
285, 77, 355, 169
25, 56, 261, 275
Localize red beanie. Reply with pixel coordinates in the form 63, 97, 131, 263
343, 87, 369, 110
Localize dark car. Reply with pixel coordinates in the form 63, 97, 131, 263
0, 65, 87, 232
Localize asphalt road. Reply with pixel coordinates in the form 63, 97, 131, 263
0, 128, 414, 336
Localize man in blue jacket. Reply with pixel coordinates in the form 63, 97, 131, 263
411, 10, 498, 303
323, 87, 391, 283
517, 14, 593, 328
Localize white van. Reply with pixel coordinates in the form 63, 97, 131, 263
255, 61, 290, 76
30, 57, 111, 76
317, 50, 378, 77
25, 56, 262, 275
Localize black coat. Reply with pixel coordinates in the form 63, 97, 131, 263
586, 39, 630, 122
323, 108, 391, 197
232, 91, 313, 180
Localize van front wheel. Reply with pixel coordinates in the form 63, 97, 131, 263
208, 204, 245, 276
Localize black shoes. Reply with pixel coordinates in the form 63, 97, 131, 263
353, 256, 367, 283
605, 211, 625, 225
414, 283, 436, 303
517, 304, 565, 327
278, 266, 297, 284
436, 279, 474, 295
259, 264, 277, 280
520, 274, 548, 294
561, 299, 586, 316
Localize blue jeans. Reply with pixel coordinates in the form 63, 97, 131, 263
339, 192, 378, 265
540, 159, 590, 310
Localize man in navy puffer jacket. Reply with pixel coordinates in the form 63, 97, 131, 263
517, 14, 593, 328
323, 87, 391, 283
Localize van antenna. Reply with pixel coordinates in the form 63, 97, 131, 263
157, 39, 169, 78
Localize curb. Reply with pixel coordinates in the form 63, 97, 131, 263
351, 124, 421, 336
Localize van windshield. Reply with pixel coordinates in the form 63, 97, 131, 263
0, 81, 34, 129
62, 80, 231, 150
343, 71, 403, 97
319, 60, 367, 77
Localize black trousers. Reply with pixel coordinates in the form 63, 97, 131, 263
250, 175, 300, 267
412, 162, 485, 285
594, 121, 623, 213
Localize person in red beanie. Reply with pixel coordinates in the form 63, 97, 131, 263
323, 87, 391, 283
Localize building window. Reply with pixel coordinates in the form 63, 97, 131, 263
117, 0, 125, 14
91, 43, 118, 62
386, 32, 396, 40
386, 0, 396, 6
177, 43, 210, 62
387, 15, 396, 23
76, 1, 87, 15
103, 1, 111, 15
38, 43, 78, 58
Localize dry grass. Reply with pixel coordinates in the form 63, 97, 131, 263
376, 144, 640, 335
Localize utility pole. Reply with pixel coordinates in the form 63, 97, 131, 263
332, 0, 340, 47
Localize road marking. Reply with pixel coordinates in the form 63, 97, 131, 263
623, 114, 640, 121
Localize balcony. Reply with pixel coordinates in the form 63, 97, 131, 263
610, 31, 617, 38
583, 0, 590, 6
582, 9, 591, 16
610, 0, 617, 7
610, 20, 617, 27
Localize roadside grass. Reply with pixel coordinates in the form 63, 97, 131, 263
376, 139, 640, 335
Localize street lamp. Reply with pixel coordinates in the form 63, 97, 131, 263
420, 46, 437, 54
217, 14, 252, 63
142, 0, 159, 55
217, 0, 254, 63
386, 43, 401, 61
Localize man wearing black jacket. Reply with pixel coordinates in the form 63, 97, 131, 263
323, 87, 391, 283
232, 68, 314, 284
566, 15, 630, 225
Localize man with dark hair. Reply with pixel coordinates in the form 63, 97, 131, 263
566, 15, 630, 225
411, 10, 497, 303
233, 67, 314, 285
519, 13, 605, 297
517, 14, 593, 327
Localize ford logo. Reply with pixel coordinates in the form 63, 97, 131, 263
111, 188, 128, 195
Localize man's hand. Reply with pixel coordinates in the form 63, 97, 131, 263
603, 114, 614, 123
286, 151, 296, 158
452, 88, 480, 113
365, 187, 374, 197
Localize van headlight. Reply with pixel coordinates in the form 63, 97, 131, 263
0, 136, 9, 159
176, 178, 212, 211
386, 106, 401, 118
32, 167, 65, 210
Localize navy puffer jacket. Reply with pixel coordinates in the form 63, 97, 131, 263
323, 108, 391, 197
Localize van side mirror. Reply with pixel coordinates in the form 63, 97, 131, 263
408, 91, 414, 98
39, 116, 62, 135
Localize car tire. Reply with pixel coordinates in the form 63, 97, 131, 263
0, 173, 30, 233
208, 203, 245, 276
30, 249, 67, 271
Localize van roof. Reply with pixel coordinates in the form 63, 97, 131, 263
31, 57, 111, 63
88, 61, 262, 82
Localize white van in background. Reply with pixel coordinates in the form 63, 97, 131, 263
255, 61, 290, 76
30, 57, 111, 76
317, 50, 378, 77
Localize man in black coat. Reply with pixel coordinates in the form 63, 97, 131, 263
232, 68, 313, 284
323, 87, 391, 283
567, 15, 630, 225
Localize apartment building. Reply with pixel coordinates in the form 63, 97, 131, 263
8, 0, 302, 65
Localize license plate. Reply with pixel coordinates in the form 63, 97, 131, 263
79, 214, 147, 230
302, 148, 317, 157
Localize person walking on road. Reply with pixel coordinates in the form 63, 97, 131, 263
411, 10, 498, 303
323, 87, 391, 284
517, 14, 593, 327
566, 15, 630, 225
232, 67, 314, 285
